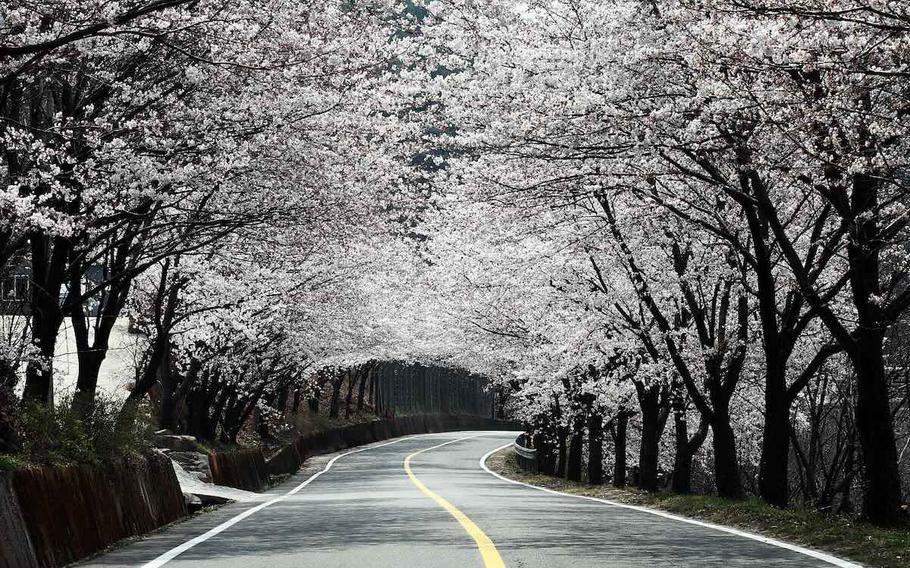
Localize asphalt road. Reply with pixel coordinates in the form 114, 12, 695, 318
80, 431, 856, 568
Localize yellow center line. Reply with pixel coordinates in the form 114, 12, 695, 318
404, 436, 506, 568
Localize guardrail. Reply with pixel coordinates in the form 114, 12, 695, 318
513, 433, 538, 473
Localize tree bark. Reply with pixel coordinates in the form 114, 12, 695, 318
711, 412, 744, 499
356, 365, 370, 412
588, 412, 604, 484
672, 413, 708, 494
853, 330, 904, 524
344, 370, 357, 418
328, 375, 343, 418
71, 279, 131, 414
556, 426, 568, 477
759, 379, 790, 507
566, 418, 584, 482
157, 343, 178, 431
22, 235, 72, 405
637, 386, 667, 492
672, 413, 693, 494
0, 379, 19, 452
611, 412, 628, 487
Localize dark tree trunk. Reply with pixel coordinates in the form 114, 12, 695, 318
276, 386, 290, 417
344, 371, 357, 418
672, 413, 708, 494
612, 413, 628, 488
22, 235, 70, 406
356, 366, 370, 411
71, 280, 131, 414
0, 379, 19, 452
637, 388, 666, 492
566, 419, 584, 482
588, 412, 604, 485
292, 389, 302, 413
308, 384, 321, 414
22, 314, 60, 405
853, 330, 904, 524
184, 389, 211, 441
759, 377, 790, 507
158, 345, 179, 431
672, 414, 693, 494
329, 376, 343, 418
368, 371, 376, 412
711, 413, 744, 499
556, 426, 568, 477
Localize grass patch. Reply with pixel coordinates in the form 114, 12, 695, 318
487, 448, 910, 568
0, 453, 25, 471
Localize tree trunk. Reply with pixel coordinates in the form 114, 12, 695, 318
356, 366, 370, 411
368, 370, 376, 412
566, 419, 584, 482
711, 414, 744, 499
23, 322, 58, 405
672, 413, 692, 494
292, 389, 302, 413
672, 413, 708, 494
158, 344, 178, 431
329, 377, 343, 418
22, 235, 72, 406
638, 396, 662, 491
759, 378, 790, 507
556, 426, 568, 477
532, 432, 550, 475
344, 370, 357, 418
0, 379, 19, 452
71, 280, 130, 414
588, 412, 604, 484
853, 331, 904, 524
612, 413, 628, 488
308, 383, 321, 414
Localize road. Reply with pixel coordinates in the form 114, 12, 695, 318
81, 431, 856, 568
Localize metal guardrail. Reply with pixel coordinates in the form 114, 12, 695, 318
513, 434, 538, 473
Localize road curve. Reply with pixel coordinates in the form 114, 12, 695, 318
80, 431, 853, 568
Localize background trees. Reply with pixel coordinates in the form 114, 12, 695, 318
405, 0, 910, 525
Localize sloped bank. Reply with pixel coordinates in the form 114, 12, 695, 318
0, 414, 513, 568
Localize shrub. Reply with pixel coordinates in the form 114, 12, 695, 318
15, 394, 153, 467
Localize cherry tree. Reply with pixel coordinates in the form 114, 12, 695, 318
401, 0, 909, 523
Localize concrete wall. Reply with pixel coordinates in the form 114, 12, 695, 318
1, 452, 186, 568
0, 472, 39, 568
208, 448, 270, 492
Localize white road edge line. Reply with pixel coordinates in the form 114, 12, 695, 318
142, 434, 427, 568
479, 442, 862, 568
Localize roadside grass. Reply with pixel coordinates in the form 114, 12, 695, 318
487, 448, 910, 568
1, 395, 154, 469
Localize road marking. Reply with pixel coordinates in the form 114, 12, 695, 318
479, 443, 862, 568
404, 436, 506, 568
142, 435, 421, 568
